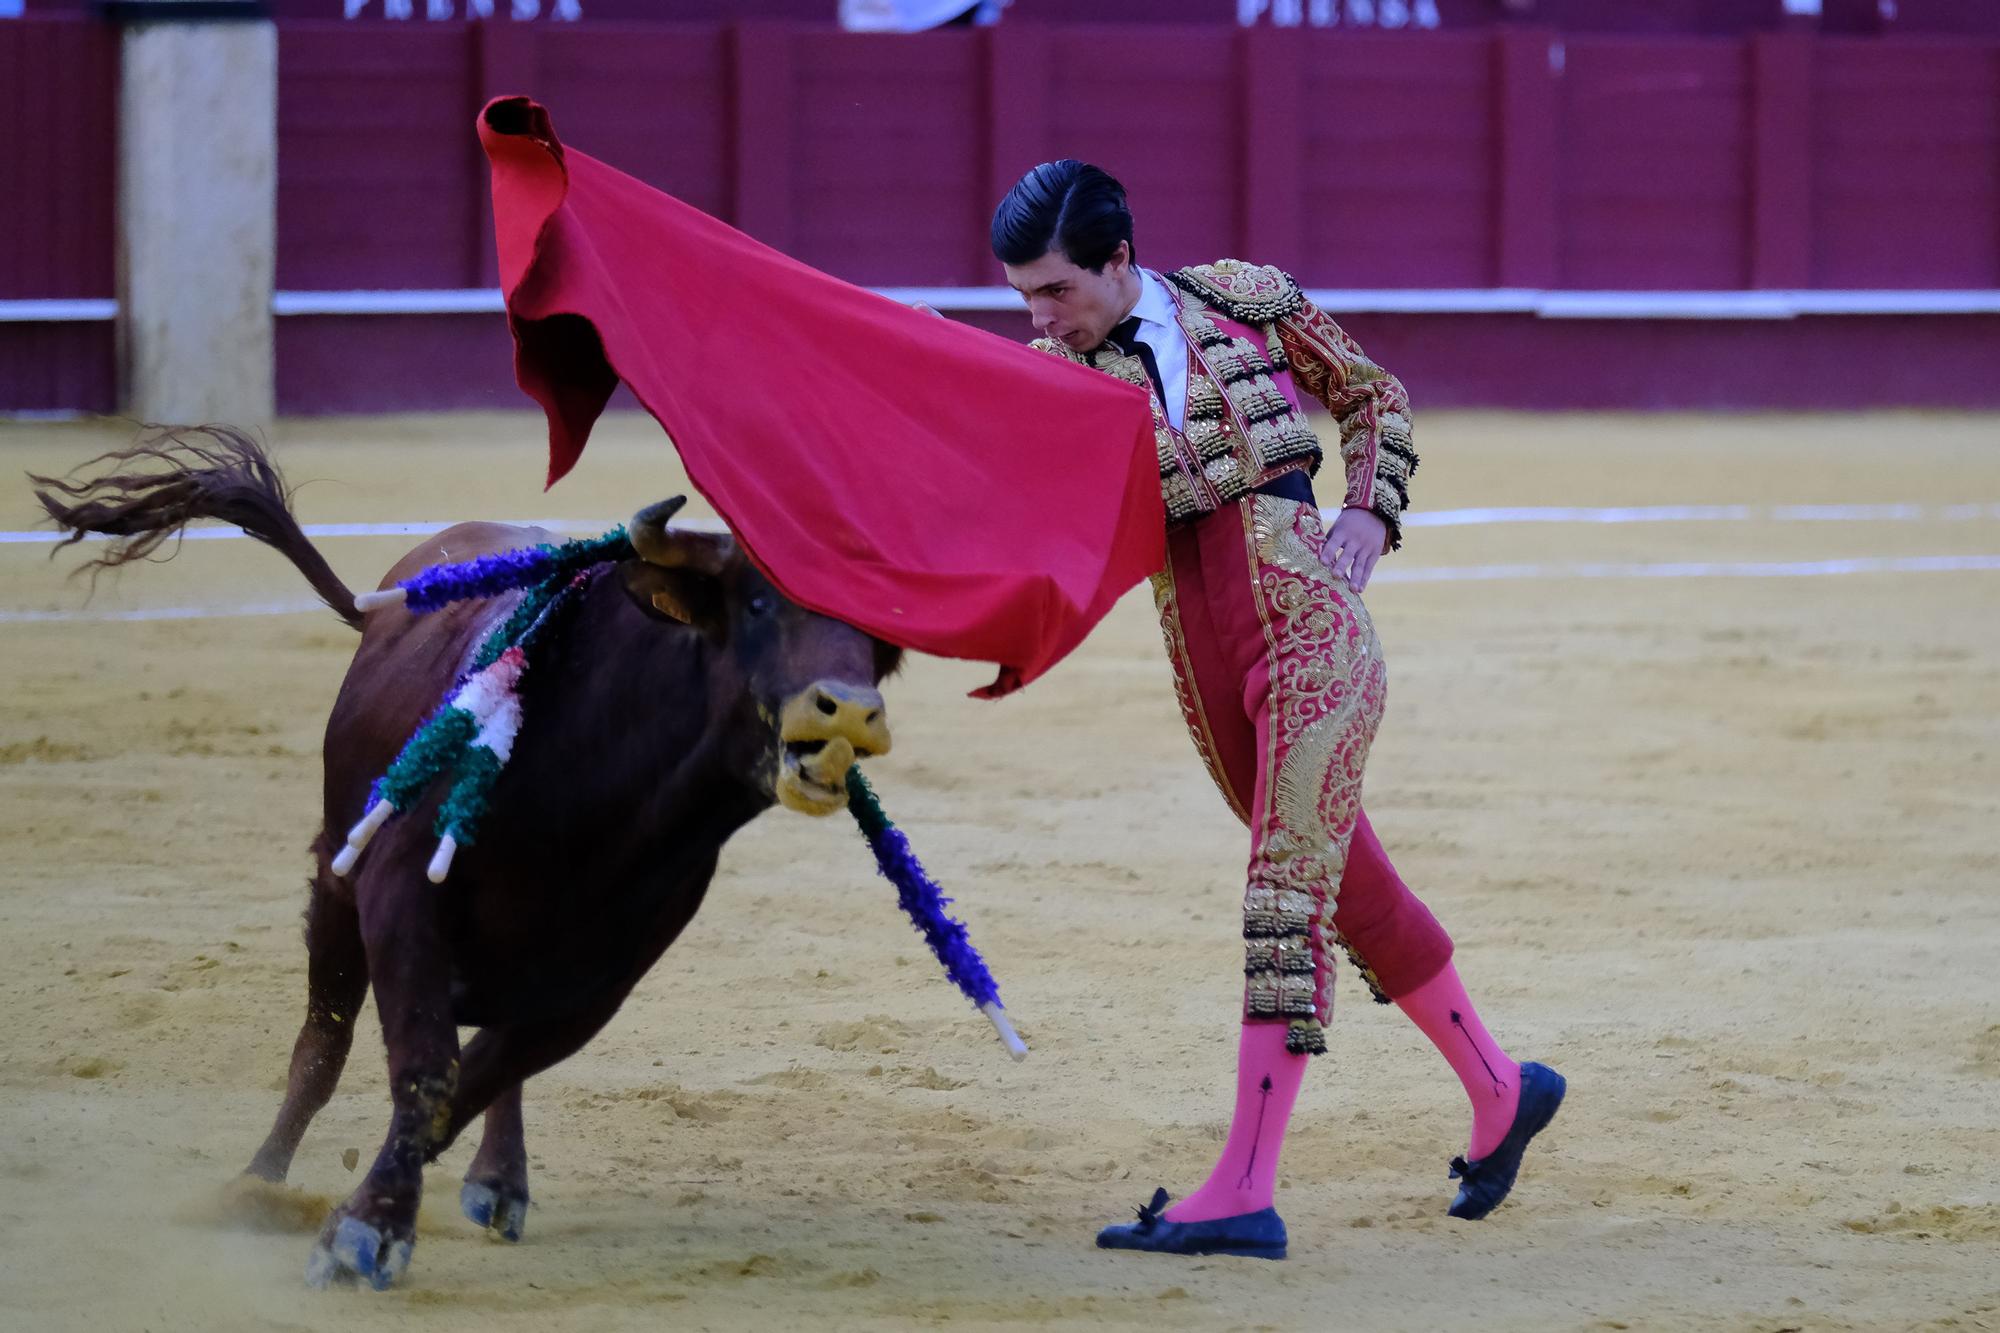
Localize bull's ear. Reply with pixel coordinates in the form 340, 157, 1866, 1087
618, 559, 723, 634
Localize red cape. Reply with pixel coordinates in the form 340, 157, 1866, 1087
478, 97, 1164, 699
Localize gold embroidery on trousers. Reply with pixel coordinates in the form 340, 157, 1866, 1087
1235, 495, 1389, 1041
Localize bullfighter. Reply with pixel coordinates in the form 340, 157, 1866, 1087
990, 159, 1566, 1259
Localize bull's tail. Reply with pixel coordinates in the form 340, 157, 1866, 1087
29, 424, 365, 630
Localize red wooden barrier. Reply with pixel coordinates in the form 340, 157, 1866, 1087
1556, 37, 1752, 289
1812, 37, 2000, 287
6, 13, 2000, 415
0, 19, 115, 301
265, 22, 2000, 295
257, 20, 2000, 414
772, 27, 987, 283
1296, 30, 1498, 287
1749, 32, 1812, 288
26, 0, 1997, 37
0, 17, 117, 412
533, 26, 734, 234
276, 23, 481, 290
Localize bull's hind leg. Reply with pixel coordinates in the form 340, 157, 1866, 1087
459, 1085, 530, 1243
306, 861, 460, 1291
246, 867, 369, 1183
434, 999, 654, 1244
428, 856, 723, 1249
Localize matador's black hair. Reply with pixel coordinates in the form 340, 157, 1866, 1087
990, 159, 1136, 271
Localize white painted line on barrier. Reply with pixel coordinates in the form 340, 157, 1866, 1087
0, 298, 119, 323
258, 288, 2000, 320
271, 289, 507, 316
19, 289, 2000, 325
6, 553, 1997, 624
6, 503, 1998, 548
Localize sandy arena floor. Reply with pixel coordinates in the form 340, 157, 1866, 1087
0, 411, 1995, 1332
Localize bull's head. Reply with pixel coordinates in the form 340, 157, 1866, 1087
619, 497, 899, 816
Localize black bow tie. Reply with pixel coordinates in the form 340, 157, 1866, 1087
1108, 315, 1167, 406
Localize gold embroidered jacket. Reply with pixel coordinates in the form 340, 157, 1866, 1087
1033, 260, 1418, 546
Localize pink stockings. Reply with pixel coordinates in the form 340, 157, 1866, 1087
1152, 500, 1521, 1219
1393, 964, 1522, 1160
1163, 1023, 1306, 1223
1164, 966, 1522, 1223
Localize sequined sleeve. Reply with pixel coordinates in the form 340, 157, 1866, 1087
1273, 300, 1418, 550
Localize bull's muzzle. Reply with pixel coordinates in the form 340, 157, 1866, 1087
774, 681, 892, 815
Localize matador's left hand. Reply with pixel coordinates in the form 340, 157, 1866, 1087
1319, 507, 1389, 592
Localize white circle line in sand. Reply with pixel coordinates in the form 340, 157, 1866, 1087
1371, 554, 2000, 583
0, 598, 333, 623
5, 554, 1996, 624
6, 503, 2000, 548
0, 518, 635, 545
1402, 502, 2000, 526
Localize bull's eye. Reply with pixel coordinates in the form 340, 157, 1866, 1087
748, 595, 774, 617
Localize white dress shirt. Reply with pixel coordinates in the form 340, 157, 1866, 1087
1125, 267, 1191, 431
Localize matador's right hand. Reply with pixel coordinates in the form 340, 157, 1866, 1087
1319, 507, 1389, 593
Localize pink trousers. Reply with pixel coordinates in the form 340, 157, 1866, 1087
1152, 495, 1454, 1052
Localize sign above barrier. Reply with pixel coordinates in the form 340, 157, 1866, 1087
1238, 0, 1442, 28
239, 0, 1810, 24
20, 0, 2000, 29
332, 0, 580, 16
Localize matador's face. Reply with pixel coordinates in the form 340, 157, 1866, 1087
1003, 241, 1138, 355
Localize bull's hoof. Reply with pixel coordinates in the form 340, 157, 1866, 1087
305, 1214, 413, 1291
460, 1179, 529, 1243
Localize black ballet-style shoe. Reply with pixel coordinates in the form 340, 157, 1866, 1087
1447, 1061, 1566, 1220
1095, 1187, 1288, 1260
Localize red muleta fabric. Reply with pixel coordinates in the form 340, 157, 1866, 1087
478, 96, 1165, 699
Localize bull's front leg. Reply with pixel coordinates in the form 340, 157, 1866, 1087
306, 864, 460, 1291
459, 1085, 530, 1243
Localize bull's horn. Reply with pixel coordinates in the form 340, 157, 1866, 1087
627, 496, 731, 574
627, 496, 689, 559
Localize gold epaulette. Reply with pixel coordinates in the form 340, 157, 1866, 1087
1166, 260, 1307, 325
1029, 335, 1085, 362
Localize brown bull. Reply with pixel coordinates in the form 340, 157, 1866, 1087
33, 428, 901, 1290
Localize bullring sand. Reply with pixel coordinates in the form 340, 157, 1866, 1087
1, 411, 1996, 1331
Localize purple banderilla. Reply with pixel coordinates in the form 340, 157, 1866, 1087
846, 768, 1026, 1060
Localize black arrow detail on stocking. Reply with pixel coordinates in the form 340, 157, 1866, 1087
1452, 1009, 1509, 1097
1237, 1074, 1275, 1189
